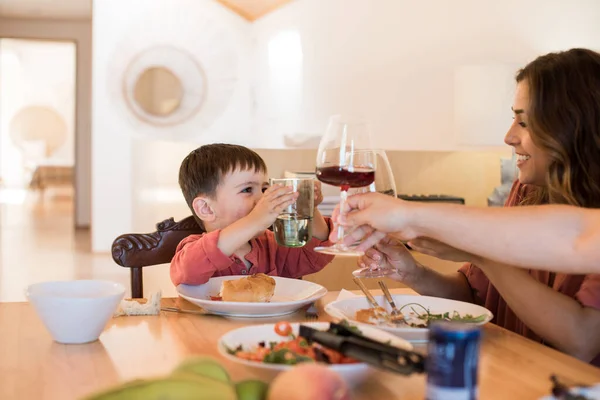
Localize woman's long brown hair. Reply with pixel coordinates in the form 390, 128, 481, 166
515, 48, 600, 207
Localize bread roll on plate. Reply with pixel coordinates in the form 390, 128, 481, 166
219, 273, 276, 302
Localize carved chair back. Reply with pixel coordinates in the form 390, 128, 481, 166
111, 216, 204, 298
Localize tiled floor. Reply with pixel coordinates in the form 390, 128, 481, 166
0, 188, 178, 302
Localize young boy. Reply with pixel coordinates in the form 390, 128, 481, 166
170, 143, 335, 286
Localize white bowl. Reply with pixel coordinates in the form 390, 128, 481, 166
177, 276, 327, 317
26, 280, 125, 344
325, 294, 493, 342
218, 321, 413, 387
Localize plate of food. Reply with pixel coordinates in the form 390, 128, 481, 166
324, 294, 493, 342
217, 320, 413, 386
176, 274, 327, 317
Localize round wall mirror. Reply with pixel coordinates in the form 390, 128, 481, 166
132, 67, 183, 117
120, 46, 211, 127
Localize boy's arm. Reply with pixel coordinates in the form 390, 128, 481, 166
218, 185, 299, 256
217, 216, 265, 256
170, 232, 236, 285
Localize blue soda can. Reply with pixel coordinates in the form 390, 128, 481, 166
426, 321, 482, 400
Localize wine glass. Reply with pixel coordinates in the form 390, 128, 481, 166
350, 149, 398, 278
314, 114, 376, 256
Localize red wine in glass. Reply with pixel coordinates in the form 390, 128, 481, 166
314, 114, 375, 256
316, 166, 375, 191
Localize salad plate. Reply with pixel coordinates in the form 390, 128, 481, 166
217, 321, 413, 386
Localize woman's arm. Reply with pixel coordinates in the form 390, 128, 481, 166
410, 203, 600, 274
336, 193, 600, 274
478, 260, 600, 362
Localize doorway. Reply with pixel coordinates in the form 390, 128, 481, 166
0, 38, 76, 206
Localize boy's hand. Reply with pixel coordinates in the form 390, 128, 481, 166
248, 184, 299, 230
314, 181, 324, 207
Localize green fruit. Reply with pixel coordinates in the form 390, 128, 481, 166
173, 357, 231, 384
85, 375, 236, 400
235, 380, 269, 400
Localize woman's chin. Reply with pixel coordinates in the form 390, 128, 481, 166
517, 171, 533, 185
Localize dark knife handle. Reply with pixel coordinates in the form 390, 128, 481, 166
299, 325, 426, 375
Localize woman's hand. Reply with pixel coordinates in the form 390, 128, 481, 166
329, 192, 418, 251
357, 235, 421, 281
408, 238, 477, 263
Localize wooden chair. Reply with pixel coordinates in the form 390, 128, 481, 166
111, 216, 204, 298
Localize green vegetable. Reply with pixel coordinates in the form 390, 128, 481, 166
263, 349, 291, 364
263, 349, 314, 365
224, 344, 242, 355
398, 303, 487, 327
332, 319, 363, 335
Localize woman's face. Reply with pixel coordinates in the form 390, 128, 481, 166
504, 80, 551, 186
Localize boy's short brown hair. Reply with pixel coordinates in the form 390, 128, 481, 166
178, 143, 267, 215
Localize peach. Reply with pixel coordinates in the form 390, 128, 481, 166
267, 364, 351, 400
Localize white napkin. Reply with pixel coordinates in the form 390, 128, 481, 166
292, 286, 326, 301
113, 291, 162, 317
336, 289, 359, 301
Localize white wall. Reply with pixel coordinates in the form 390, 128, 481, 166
92, 0, 252, 251
253, 0, 600, 150
91, 0, 600, 252
0, 18, 92, 227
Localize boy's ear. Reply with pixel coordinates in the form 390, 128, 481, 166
192, 197, 215, 223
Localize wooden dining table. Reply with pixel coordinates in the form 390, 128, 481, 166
1, 288, 599, 400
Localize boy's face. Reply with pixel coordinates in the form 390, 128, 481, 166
209, 168, 269, 230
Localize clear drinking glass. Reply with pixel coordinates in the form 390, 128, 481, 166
314, 114, 376, 256
269, 178, 314, 247
350, 149, 398, 278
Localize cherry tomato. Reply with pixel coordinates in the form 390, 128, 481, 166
274, 321, 293, 337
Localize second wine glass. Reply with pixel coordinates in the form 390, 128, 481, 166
350, 149, 398, 278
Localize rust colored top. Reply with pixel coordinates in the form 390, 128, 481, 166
459, 181, 600, 366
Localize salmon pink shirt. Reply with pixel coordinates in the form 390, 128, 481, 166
170, 219, 335, 286
459, 181, 600, 366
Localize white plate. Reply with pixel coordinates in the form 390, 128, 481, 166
325, 294, 493, 342
177, 276, 327, 317
217, 321, 413, 386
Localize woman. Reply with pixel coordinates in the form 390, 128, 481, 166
350, 48, 600, 364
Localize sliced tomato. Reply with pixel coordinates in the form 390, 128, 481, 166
320, 347, 342, 364
274, 321, 293, 337
286, 341, 302, 354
